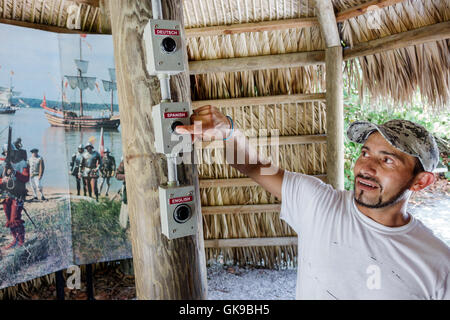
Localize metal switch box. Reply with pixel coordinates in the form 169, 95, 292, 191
143, 19, 185, 75
152, 102, 192, 155
159, 185, 196, 239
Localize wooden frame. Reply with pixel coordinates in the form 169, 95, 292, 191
204, 237, 297, 248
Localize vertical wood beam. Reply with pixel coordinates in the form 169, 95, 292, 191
316, 0, 345, 190
325, 46, 344, 190
108, 0, 207, 300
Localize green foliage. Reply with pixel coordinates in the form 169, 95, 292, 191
71, 198, 131, 264
343, 86, 449, 190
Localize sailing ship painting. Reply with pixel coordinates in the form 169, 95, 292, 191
40, 35, 120, 129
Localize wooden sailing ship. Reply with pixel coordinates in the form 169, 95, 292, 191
40, 36, 120, 129
0, 80, 20, 115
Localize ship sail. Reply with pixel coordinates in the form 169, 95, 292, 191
39, 35, 120, 129
75, 59, 89, 74
101, 68, 117, 116
101, 79, 117, 92
65, 75, 97, 91
0, 87, 20, 107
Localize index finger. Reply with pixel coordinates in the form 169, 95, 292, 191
193, 105, 213, 114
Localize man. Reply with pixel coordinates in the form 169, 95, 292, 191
176, 105, 449, 300
115, 157, 128, 229
70, 144, 86, 196
13, 138, 27, 162
99, 148, 116, 197
79, 142, 101, 201
0, 144, 30, 249
28, 148, 46, 201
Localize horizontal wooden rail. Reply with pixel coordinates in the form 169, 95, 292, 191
336, 0, 405, 22
192, 93, 326, 109
0, 17, 98, 34
204, 237, 298, 248
188, 21, 449, 74
185, 0, 405, 38
202, 204, 281, 215
196, 134, 326, 150
185, 17, 319, 37
188, 51, 325, 75
343, 21, 450, 60
199, 174, 327, 188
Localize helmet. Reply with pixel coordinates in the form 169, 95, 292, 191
78, 144, 84, 149
14, 138, 22, 149
104, 148, 110, 153
85, 142, 93, 149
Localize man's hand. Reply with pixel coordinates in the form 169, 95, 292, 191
175, 105, 232, 142
175, 105, 284, 199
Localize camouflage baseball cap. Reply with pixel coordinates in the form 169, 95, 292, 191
347, 119, 439, 172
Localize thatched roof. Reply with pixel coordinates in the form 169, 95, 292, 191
0, 0, 448, 268
0, 0, 448, 107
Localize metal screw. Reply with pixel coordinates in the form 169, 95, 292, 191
159, 61, 163, 65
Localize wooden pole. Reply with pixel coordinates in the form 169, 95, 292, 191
189, 50, 325, 75
192, 93, 326, 109
204, 237, 298, 248
199, 174, 327, 188
343, 21, 450, 60
196, 134, 327, 150
336, 0, 405, 22
316, 0, 345, 190
108, 0, 207, 300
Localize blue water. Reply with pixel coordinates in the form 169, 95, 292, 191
0, 108, 123, 192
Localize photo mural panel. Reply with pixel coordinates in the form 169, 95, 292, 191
58, 34, 132, 266
0, 25, 132, 289
0, 25, 73, 289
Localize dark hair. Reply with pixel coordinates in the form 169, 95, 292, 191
413, 158, 425, 176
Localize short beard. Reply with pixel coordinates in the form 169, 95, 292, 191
354, 175, 415, 209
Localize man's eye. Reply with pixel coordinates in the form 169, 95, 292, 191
362, 151, 369, 157
384, 157, 394, 164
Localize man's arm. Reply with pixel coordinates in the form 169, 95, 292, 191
39, 158, 45, 178
176, 105, 285, 200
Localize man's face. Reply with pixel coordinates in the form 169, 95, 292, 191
353, 132, 418, 209
86, 147, 93, 153
78, 148, 83, 153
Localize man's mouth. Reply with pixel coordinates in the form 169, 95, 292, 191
356, 177, 379, 191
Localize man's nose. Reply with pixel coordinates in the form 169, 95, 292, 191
359, 158, 377, 176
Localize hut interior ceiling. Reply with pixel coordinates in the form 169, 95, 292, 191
0, 0, 448, 267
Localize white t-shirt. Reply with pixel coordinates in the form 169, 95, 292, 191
280, 171, 450, 300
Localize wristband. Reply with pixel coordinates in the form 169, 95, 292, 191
223, 116, 234, 141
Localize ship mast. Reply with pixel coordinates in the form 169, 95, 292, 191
102, 68, 117, 117
64, 35, 96, 118
79, 36, 83, 117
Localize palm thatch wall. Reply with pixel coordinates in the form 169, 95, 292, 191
338, 0, 449, 109
185, 0, 326, 268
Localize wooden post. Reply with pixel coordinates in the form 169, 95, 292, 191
107, 0, 207, 300
325, 46, 344, 190
316, 0, 345, 190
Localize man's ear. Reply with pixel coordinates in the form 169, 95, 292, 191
410, 172, 435, 192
